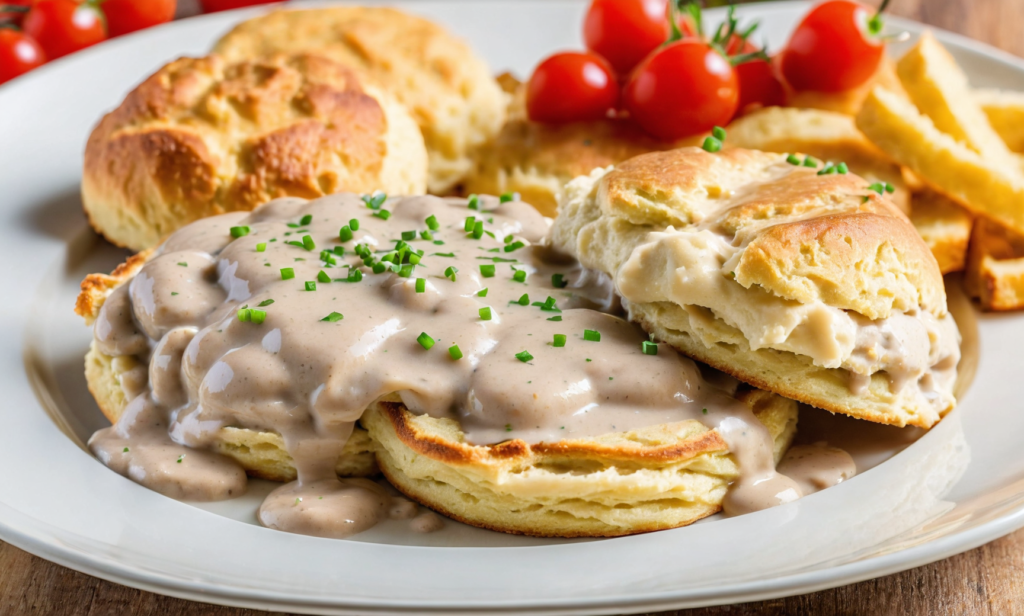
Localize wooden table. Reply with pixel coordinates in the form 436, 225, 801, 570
4, 0, 1024, 613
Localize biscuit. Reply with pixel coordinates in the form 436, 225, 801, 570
212, 6, 506, 194
83, 53, 427, 251
552, 148, 960, 428
725, 107, 910, 212
365, 390, 797, 538
462, 118, 682, 217
76, 250, 377, 481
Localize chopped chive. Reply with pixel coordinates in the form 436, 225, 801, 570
373, 210, 391, 220
339, 226, 353, 242
444, 266, 458, 281
432, 252, 455, 257
785, 153, 801, 165
480, 264, 496, 277
348, 219, 360, 232
256, 243, 267, 252
372, 262, 387, 274
547, 315, 562, 321
177, 455, 184, 463
515, 350, 533, 362
867, 182, 885, 195
250, 309, 266, 324
317, 270, 331, 283
552, 273, 568, 288
472, 220, 484, 239
237, 308, 252, 322
301, 235, 315, 250
701, 136, 722, 153
417, 332, 435, 350
122, 447, 128, 453
287, 223, 299, 229
504, 235, 514, 244
512, 269, 527, 283
641, 340, 658, 355
516, 293, 529, 306
347, 269, 363, 282
553, 334, 566, 348
467, 194, 480, 210
583, 329, 601, 342
885, 182, 895, 193
257, 299, 274, 307
817, 163, 836, 175
362, 192, 386, 210
177, 262, 187, 267
419, 230, 433, 240
500, 192, 515, 203
802, 155, 818, 168
305, 281, 317, 291
711, 126, 727, 141
448, 345, 463, 360
477, 287, 488, 297
230, 225, 250, 238
300, 214, 313, 226
401, 230, 417, 241
399, 263, 414, 277
415, 278, 426, 293
464, 216, 476, 232
170, 292, 179, 296
425, 215, 440, 231
281, 268, 295, 280
479, 306, 492, 320
702, 408, 708, 415
504, 240, 525, 253
837, 162, 849, 174
321, 311, 344, 322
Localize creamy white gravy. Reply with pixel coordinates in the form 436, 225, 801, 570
606, 163, 960, 415
88, 193, 850, 537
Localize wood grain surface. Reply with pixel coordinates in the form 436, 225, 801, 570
4, 0, 1024, 614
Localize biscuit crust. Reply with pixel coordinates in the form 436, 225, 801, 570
82, 53, 427, 251
213, 6, 506, 194
365, 391, 797, 538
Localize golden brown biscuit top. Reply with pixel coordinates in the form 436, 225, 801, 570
213, 6, 507, 192
587, 147, 946, 319
85, 53, 389, 221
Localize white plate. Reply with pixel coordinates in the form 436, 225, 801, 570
2, 1, 1023, 613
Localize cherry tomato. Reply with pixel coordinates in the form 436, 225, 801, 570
527, 51, 619, 124
583, 0, 668, 75
199, 0, 280, 13
780, 0, 885, 92
23, 0, 107, 61
734, 58, 785, 113
0, 28, 46, 85
623, 39, 737, 141
102, 0, 176, 38
723, 37, 785, 113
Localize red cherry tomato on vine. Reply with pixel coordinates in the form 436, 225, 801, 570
723, 37, 785, 113
0, 29, 46, 85
583, 0, 668, 75
623, 39, 737, 141
199, 0, 280, 13
103, 0, 176, 38
23, 0, 107, 61
527, 51, 619, 124
780, 0, 885, 92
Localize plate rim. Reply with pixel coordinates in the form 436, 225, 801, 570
5, 2, 1024, 613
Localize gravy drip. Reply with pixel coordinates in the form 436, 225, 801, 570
89, 194, 824, 537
